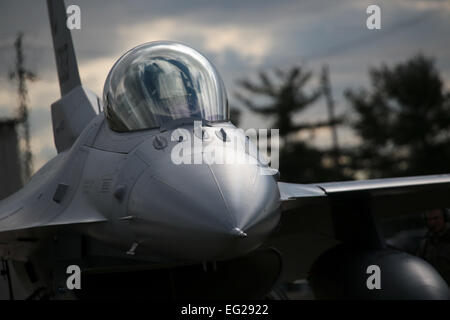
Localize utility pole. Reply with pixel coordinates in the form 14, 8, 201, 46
9, 32, 37, 181
321, 64, 340, 166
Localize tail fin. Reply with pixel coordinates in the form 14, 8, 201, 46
47, 0, 81, 96
47, 0, 99, 153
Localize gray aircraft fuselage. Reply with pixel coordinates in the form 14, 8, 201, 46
1, 112, 280, 265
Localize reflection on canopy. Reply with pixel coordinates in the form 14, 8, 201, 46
103, 41, 229, 132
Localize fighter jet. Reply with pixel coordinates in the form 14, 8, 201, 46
1, 0, 450, 299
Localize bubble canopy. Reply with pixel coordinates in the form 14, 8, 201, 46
103, 41, 229, 132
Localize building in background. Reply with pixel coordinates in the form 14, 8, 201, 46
0, 119, 22, 200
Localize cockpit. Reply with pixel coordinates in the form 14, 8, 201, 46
103, 41, 229, 132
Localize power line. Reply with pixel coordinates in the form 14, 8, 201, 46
304, 10, 435, 63
231, 10, 437, 75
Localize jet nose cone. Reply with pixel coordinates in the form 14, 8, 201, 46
208, 163, 281, 237
129, 157, 280, 261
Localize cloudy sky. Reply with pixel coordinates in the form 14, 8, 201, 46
0, 0, 450, 173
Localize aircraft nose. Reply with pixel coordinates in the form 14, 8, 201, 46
208, 163, 281, 238
128, 160, 280, 261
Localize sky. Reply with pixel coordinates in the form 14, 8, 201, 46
0, 0, 450, 173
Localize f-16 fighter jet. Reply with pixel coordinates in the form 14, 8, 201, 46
1, 0, 450, 299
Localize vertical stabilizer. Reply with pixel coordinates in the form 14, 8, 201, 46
47, 0, 81, 96
47, 0, 99, 153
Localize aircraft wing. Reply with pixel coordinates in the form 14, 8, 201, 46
279, 174, 450, 219
269, 174, 450, 281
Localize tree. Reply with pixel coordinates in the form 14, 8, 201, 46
235, 66, 348, 183
346, 54, 450, 178
235, 66, 341, 140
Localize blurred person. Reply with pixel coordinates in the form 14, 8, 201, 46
416, 209, 450, 285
